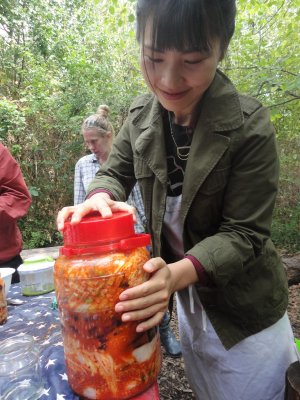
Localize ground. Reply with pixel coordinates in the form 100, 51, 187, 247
158, 305, 196, 400
157, 254, 300, 400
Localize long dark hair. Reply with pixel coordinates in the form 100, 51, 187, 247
136, 0, 236, 58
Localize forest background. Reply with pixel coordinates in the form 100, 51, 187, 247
0, 0, 299, 253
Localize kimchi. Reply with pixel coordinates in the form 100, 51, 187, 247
54, 246, 161, 400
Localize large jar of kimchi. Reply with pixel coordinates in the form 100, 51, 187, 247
54, 211, 161, 400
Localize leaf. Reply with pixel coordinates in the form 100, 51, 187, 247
29, 186, 40, 197
128, 14, 135, 23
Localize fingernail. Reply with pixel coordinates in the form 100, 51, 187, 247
136, 325, 144, 332
122, 314, 130, 321
146, 262, 154, 273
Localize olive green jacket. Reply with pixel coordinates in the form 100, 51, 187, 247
88, 70, 288, 349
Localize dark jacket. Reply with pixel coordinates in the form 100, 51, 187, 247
88, 70, 288, 349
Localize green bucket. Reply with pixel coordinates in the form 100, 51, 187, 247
294, 338, 300, 360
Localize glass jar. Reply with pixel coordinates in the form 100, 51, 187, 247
0, 335, 44, 400
54, 211, 161, 400
0, 277, 7, 325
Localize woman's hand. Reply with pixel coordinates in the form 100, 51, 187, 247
115, 257, 174, 332
56, 192, 136, 231
115, 256, 199, 332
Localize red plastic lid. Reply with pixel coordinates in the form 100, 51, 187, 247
60, 211, 150, 256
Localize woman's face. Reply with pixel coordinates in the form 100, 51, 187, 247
140, 22, 221, 125
83, 128, 112, 162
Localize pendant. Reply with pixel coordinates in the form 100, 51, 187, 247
177, 146, 190, 161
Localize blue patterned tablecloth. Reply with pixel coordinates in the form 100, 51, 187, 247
0, 284, 80, 400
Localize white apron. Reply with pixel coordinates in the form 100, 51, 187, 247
162, 194, 297, 400
177, 285, 297, 400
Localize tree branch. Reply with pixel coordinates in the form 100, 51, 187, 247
268, 98, 300, 108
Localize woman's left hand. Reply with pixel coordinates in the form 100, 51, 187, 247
115, 257, 173, 332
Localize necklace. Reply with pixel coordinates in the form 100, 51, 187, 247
168, 112, 191, 161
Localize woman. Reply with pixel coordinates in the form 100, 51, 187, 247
58, 1, 297, 399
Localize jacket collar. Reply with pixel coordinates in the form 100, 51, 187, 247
131, 70, 244, 184
201, 69, 244, 132
131, 94, 162, 130
131, 69, 244, 133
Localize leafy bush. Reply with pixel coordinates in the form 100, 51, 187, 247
1, 0, 299, 254
271, 135, 300, 253
272, 202, 300, 254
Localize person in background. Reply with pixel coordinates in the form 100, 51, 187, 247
74, 105, 181, 357
0, 143, 32, 284
74, 105, 146, 234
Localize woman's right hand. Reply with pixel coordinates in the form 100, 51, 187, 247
56, 192, 136, 232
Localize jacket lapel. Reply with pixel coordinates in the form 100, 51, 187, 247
134, 98, 168, 185
181, 122, 230, 217
182, 70, 244, 218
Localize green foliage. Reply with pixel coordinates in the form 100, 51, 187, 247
272, 202, 300, 253
271, 135, 300, 253
0, 0, 299, 252
223, 0, 300, 252
0, 0, 143, 249
0, 99, 26, 141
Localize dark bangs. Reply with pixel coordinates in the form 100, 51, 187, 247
136, 0, 236, 55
